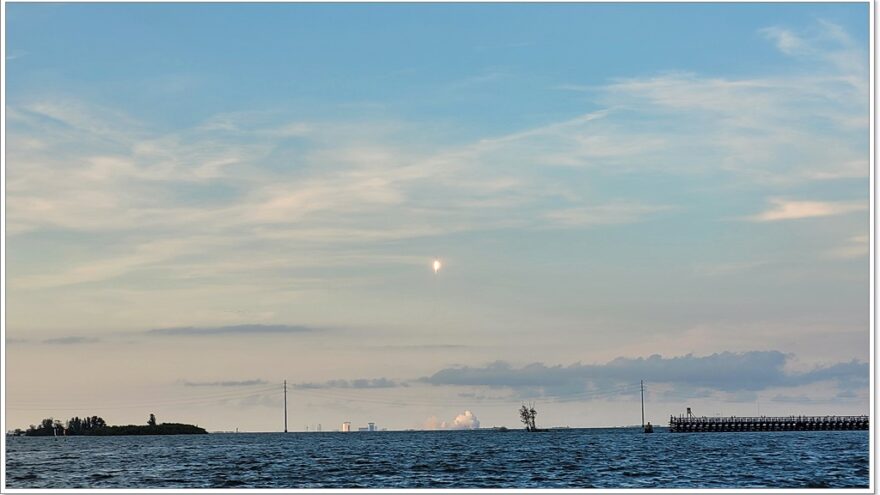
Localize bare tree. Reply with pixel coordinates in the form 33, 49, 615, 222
528, 404, 537, 430
519, 403, 538, 431
519, 405, 531, 431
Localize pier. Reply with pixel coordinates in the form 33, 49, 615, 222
669, 414, 868, 432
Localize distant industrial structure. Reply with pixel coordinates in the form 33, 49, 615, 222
344, 422, 378, 432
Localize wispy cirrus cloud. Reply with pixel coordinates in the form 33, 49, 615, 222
746, 198, 866, 222
827, 234, 869, 259
42, 336, 100, 345
7, 23, 864, 244
183, 379, 268, 387
760, 27, 808, 55
371, 344, 471, 351
147, 324, 318, 336
762, 19, 866, 75
13, 238, 208, 290
544, 203, 675, 227
6, 50, 27, 61
291, 378, 405, 390
6, 101, 677, 291
5, 18, 867, 334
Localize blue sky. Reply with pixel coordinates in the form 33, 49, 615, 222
7, 4, 868, 128
4, 3, 870, 431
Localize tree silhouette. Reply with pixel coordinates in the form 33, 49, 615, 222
23, 414, 206, 436
519, 403, 537, 431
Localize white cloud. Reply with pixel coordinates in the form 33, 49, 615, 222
762, 20, 866, 76
805, 159, 868, 180
746, 198, 866, 222
761, 27, 807, 55
827, 234, 869, 259
13, 238, 209, 289
423, 410, 480, 430
451, 410, 481, 429
544, 203, 674, 227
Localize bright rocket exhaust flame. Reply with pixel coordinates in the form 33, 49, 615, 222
433, 259, 442, 274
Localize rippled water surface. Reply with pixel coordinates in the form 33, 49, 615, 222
5, 429, 869, 488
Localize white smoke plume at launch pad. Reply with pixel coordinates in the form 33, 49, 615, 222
423, 410, 480, 430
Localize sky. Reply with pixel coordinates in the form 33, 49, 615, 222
3, 3, 871, 432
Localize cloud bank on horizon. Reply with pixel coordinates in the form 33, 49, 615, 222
421, 351, 868, 397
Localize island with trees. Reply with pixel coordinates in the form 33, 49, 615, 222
520, 403, 545, 432
14, 413, 207, 436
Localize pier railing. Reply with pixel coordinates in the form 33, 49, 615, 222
668, 415, 868, 433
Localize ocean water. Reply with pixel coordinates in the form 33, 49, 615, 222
4, 428, 870, 489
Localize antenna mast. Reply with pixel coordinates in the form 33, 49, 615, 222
283, 379, 288, 433
640, 380, 645, 428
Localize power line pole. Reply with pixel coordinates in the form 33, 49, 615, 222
640, 380, 645, 428
283, 380, 288, 433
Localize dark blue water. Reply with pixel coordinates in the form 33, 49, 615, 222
5, 429, 869, 488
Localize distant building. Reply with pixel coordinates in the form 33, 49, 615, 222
358, 427, 369, 432
342, 422, 351, 432
368, 422, 376, 432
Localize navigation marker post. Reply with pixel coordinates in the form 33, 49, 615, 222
284, 379, 288, 433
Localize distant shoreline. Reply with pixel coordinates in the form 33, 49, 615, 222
14, 423, 208, 437
11, 415, 207, 437
86, 423, 208, 436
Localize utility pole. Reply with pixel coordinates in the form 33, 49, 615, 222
640, 380, 645, 428
283, 380, 288, 433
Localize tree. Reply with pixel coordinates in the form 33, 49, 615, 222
519, 405, 530, 430
519, 403, 537, 431
91, 416, 106, 429
24, 418, 60, 436
67, 416, 83, 435
529, 404, 537, 431
24, 415, 107, 436
148, 414, 157, 427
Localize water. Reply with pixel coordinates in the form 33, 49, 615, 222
5, 428, 869, 489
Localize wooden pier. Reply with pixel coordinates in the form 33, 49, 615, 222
669, 414, 868, 433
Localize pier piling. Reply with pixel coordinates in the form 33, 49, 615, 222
668, 415, 868, 432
